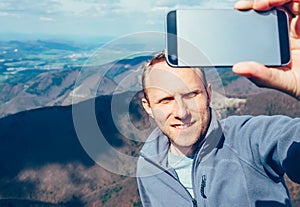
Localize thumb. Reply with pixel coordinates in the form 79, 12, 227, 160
232, 61, 279, 88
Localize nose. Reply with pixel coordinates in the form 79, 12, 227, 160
173, 98, 190, 120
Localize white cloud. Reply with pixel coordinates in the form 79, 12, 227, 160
0, 0, 237, 38
39, 16, 56, 22
54, 0, 93, 15
0, 0, 235, 17
118, 0, 152, 13
0, 12, 18, 17
43, 0, 123, 18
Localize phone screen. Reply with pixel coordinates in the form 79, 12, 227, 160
166, 9, 290, 67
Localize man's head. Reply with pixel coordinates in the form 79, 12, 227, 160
141, 51, 212, 156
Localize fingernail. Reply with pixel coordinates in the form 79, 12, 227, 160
253, 0, 267, 10
291, 2, 300, 14
234, 0, 253, 10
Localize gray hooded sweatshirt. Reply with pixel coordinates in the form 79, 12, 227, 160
136, 111, 300, 207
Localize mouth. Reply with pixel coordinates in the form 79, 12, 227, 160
172, 121, 195, 129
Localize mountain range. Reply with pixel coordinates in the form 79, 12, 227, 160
0, 40, 299, 206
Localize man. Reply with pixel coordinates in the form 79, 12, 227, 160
136, 0, 300, 206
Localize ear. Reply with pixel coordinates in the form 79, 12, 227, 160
206, 84, 212, 104
142, 98, 153, 118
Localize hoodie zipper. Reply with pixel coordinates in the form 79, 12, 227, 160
191, 139, 209, 207
191, 141, 210, 207
191, 150, 200, 207
141, 154, 198, 206
192, 198, 198, 207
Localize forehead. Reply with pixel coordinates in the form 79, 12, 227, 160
145, 61, 206, 95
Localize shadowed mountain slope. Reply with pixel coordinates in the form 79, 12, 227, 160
0, 92, 147, 206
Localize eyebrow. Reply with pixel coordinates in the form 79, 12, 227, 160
155, 96, 174, 104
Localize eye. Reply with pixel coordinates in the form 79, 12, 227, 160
183, 90, 201, 99
158, 97, 174, 104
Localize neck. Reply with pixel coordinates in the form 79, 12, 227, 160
169, 143, 197, 157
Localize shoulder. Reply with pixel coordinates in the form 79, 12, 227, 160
219, 114, 300, 152
221, 114, 296, 133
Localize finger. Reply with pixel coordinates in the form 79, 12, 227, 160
234, 0, 254, 10
288, 1, 300, 15
290, 15, 300, 38
253, 0, 292, 10
232, 61, 281, 88
233, 61, 270, 79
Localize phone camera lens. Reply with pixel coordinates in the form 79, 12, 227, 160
170, 54, 177, 61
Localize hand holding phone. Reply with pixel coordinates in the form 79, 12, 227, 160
233, 0, 300, 100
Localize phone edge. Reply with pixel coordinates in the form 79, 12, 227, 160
277, 9, 291, 66
166, 10, 178, 67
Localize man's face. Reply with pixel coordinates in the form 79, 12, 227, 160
142, 60, 211, 155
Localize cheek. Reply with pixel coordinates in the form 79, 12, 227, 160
151, 106, 172, 124
187, 98, 209, 112
152, 108, 167, 121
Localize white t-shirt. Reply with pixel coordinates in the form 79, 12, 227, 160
168, 151, 194, 198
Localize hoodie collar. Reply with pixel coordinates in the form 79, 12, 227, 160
195, 109, 224, 163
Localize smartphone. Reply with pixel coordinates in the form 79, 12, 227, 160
166, 9, 290, 67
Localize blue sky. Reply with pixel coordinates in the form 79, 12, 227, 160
0, 0, 236, 41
